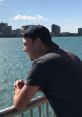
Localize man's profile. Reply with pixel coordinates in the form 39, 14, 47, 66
13, 25, 82, 117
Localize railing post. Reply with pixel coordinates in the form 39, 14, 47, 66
30, 109, 33, 117
46, 103, 48, 117
38, 106, 41, 117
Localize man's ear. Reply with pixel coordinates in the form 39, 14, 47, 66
34, 38, 42, 47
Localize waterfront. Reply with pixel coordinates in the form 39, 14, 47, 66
0, 36, 82, 110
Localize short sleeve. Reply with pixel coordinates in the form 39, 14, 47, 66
26, 61, 47, 89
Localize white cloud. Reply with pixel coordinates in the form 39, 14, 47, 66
13, 15, 47, 21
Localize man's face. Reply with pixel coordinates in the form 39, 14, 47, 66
23, 37, 38, 61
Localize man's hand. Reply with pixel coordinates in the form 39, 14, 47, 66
13, 79, 25, 95
13, 79, 25, 90
13, 79, 39, 111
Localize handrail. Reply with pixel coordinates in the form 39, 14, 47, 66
0, 96, 51, 117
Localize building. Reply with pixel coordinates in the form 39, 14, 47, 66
12, 28, 21, 37
78, 28, 82, 35
51, 24, 60, 36
0, 22, 12, 37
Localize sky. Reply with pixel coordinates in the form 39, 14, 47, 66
0, 0, 82, 33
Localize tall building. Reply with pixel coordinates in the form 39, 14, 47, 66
0, 22, 12, 37
78, 28, 82, 35
51, 24, 60, 36
0, 22, 8, 32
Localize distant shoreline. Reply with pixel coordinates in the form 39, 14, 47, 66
52, 35, 82, 37
0, 35, 82, 38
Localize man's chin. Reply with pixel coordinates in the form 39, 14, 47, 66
28, 55, 35, 61
29, 57, 35, 61
28, 56, 33, 61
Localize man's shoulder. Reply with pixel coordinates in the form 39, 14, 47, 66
33, 51, 61, 66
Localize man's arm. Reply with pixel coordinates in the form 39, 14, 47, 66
13, 80, 39, 111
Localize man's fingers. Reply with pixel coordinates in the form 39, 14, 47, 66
13, 79, 25, 89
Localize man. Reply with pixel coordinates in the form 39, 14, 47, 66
13, 25, 82, 117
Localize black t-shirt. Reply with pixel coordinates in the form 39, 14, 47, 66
26, 48, 82, 117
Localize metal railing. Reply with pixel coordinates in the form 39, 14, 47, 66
0, 96, 57, 117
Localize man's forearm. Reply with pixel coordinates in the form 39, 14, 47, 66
13, 86, 29, 111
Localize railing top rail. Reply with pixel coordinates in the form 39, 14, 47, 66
0, 96, 48, 117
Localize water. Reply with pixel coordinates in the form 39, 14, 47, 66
52, 36, 82, 59
0, 38, 32, 109
0, 36, 82, 110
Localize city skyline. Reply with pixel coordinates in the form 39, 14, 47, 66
0, 22, 82, 37
0, 22, 82, 34
0, 0, 82, 33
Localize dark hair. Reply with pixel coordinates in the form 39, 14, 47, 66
23, 25, 59, 47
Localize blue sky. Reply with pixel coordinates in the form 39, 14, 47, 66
0, 0, 82, 33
